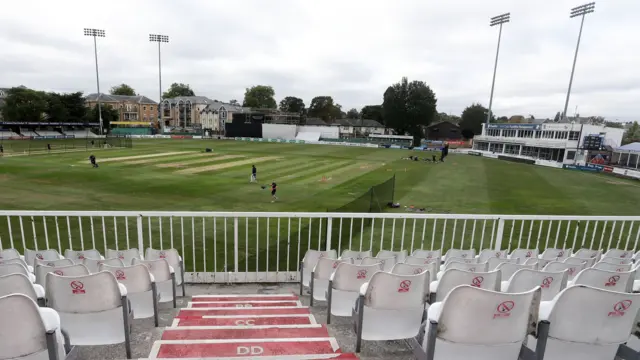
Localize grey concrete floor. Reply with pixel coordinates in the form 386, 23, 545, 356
70, 283, 416, 360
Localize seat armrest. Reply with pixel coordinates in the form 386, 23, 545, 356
539, 300, 554, 321
168, 265, 175, 274
27, 265, 34, 273
38, 308, 60, 332
359, 282, 369, 296
149, 274, 156, 283
178, 256, 183, 262
427, 301, 443, 322
100, 255, 105, 260
33, 284, 45, 299
118, 283, 128, 297
28, 273, 36, 283
329, 272, 336, 282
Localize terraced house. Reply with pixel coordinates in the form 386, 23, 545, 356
160, 96, 247, 131
84, 93, 158, 123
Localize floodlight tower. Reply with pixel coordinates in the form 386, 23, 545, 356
486, 13, 510, 126
149, 34, 169, 123
84, 28, 106, 135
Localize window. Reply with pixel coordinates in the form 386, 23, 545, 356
143, 106, 147, 111
568, 131, 580, 141
150, 106, 154, 111
566, 151, 576, 160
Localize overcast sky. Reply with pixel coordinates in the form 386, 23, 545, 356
1, 0, 638, 121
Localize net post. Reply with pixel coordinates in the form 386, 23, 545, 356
369, 188, 374, 213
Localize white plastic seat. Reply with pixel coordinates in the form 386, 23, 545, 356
574, 248, 602, 259
82, 257, 124, 273
564, 256, 596, 268
593, 261, 632, 273
0, 273, 45, 306
476, 249, 507, 263
0, 263, 36, 283
377, 250, 408, 263
145, 248, 185, 297
100, 263, 159, 325
299, 249, 337, 295
488, 257, 520, 271
600, 256, 633, 265
310, 257, 353, 305
443, 256, 478, 266
326, 262, 383, 323
419, 285, 541, 360
404, 257, 439, 283
436, 261, 488, 280
353, 271, 429, 352
523, 258, 539, 266
496, 263, 538, 285
63, 249, 104, 262
530, 285, 640, 360
361, 256, 395, 272
391, 263, 431, 302
442, 249, 476, 262
405, 255, 439, 266
132, 258, 176, 308
569, 268, 634, 292
35, 264, 90, 290
540, 248, 571, 261
411, 249, 441, 260
632, 265, 640, 292
503, 269, 568, 301
0, 257, 34, 273
24, 249, 63, 268
543, 261, 586, 281
0, 294, 67, 360
604, 249, 633, 259
45, 271, 132, 358
339, 250, 371, 261
431, 269, 501, 302
106, 249, 142, 265
510, 248, 539, 260
634, 251, 640, 262
35, 258, 74, 268
0, 248, 21, 260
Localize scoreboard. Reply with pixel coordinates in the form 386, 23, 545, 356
583, 135, 603, 150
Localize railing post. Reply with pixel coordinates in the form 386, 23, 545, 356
325, 216, 333, 252
136, 215, 144, 252
494, 218, 505, 251
233, 217, 239, 273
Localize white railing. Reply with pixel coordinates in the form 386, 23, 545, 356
1, 211, 639, 283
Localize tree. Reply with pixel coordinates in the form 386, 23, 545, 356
436, 112, 461, 124
109, 84, 136, 96
243, 85, 277, 109
308, 96, 337, 121
346, 108, 359, 119
229, 99, 239, 105
496, 116, 509, 123
1, 87, 49, 122
331, 103, 346, 120
623, 122, 640, 144
162, 83, 195, 98
59, 92, 89, 123
382, 77, 438, 145
279, 96, 305, 113
44, 93, 69, 123
604, 121, 624, 129
360, 105, 384, 124
86, 104, 119, 131
553, 112, 561, 122
459, 103, 493, 136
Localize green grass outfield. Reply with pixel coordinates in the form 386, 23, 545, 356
1, 139, 639, 272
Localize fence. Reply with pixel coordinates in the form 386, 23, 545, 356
1, 211, 639, 283
0, 135, 132, 155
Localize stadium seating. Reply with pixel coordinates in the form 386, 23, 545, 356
99, 263, 159, 325
488, 257, 520, 270
502, 269, 568, 300
310, 257, 353, 306
496, 262, 538, 281
339, 250, 371, 261
326, 262, 383, 323
64, 249, 104, 262
593, 261, 632, 273
353, 271, 429, 352
106, 248, 143, 265
300, 249, 337, 295
0, 262, 36, 282
0, 294, 68, 360
364, 255, 395, 271
600, 256, 634, 265
132, 258, 177, 308
35, 130, 63, 136
540, 248, 572, 261
0, 248, 22, 260
569, 268, 634, 292
45, 272, 132, 358
604, 249, 634, 259
444, 256, 478, 267
20, 129, 39, 137
411, 249, 442, 260
82, 257, 124, 273
145, 248, 185, 297
543, 261, 586, 281
24, 249, 63, 268
564, 256, 597, 268
510, 248, 539, 260
404, 257, 439, 283
0, 257, 34, 272
0, 130, 20, 139
0, 273, 45, 305
63, 130, 98, 138
574, 248, 602, 259
431, 269, 501, 302
442, 249, 476, 262
416, 285, 541, 360
377, 250, 408, 263
476, 249, 507, 263
35, 258, 74, 268
35, 264, 90, 290
437, 260, 488, 279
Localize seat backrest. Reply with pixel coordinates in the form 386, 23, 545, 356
0, 263, 30, 277
132, 258, 172, 282
35, 264, 90, 287
444, 261, 488, 273
411, 249, 442, 260
510, 248, 539, 260
313, 257, 352, 280
35, 258, 74, 267
100, 263, 152, 293
340, 250, 371, 260
541, 248, 571, 260
444, 249, 476, 262
436, 269, 501, 302
0, 248, 21, 260
435, 285, 541, 345
402, 261, 438, 283
543, 261, 585, 280
301, 249, 337, 270
106, 248, 142, 264
359, 257, 383, 266
572, 268, 634, 293
523, 258, 539, 266
574, 248, 602, 259
46, 271, 122, 313
604, 249, 633, 259
377, 250, 408, 263
24, 249, 60, 266
0, 258, 30, 269
506, 269, 568, 301
82, 257, 125, 273
64, 249, 102, 261
0, 273, 38, 301
332, 262, 382, 292
600, 256, 633, 265
546, 285, 640, 344
362, 256, 395, 272
564, 256, 596, 268
363, 271, 428, 309
488, 257, 520, 271
392, 262, 430, 276
145, 248, 183, 268
405, 255, 439, 266
477, 249, 507, 263
593, 261, 632, 273
496, 263, 538, 282
0, 294, 48, 359
444, 257, 478, 266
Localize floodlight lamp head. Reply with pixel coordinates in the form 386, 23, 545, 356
490, 12, 510, 27
570, 2, 595, 17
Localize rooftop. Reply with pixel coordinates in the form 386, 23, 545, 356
85, 93, 157, 104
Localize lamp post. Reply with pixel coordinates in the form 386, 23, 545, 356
562, 2, 595, 121
84, 28, 105, 135
149, 34, 169, 128
486, 12, 510, 126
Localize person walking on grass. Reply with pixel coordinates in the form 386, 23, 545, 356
270, 182, 278, 202
251, 165, 257, 183
89, 154, 99, 168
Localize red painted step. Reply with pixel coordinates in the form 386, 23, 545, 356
192, 295, 298, 302
189, 301, 301, 308
150, 338, 341, 358
162, 325, 329, 340
177, 307, 310, 318
173, 315, 316, 327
